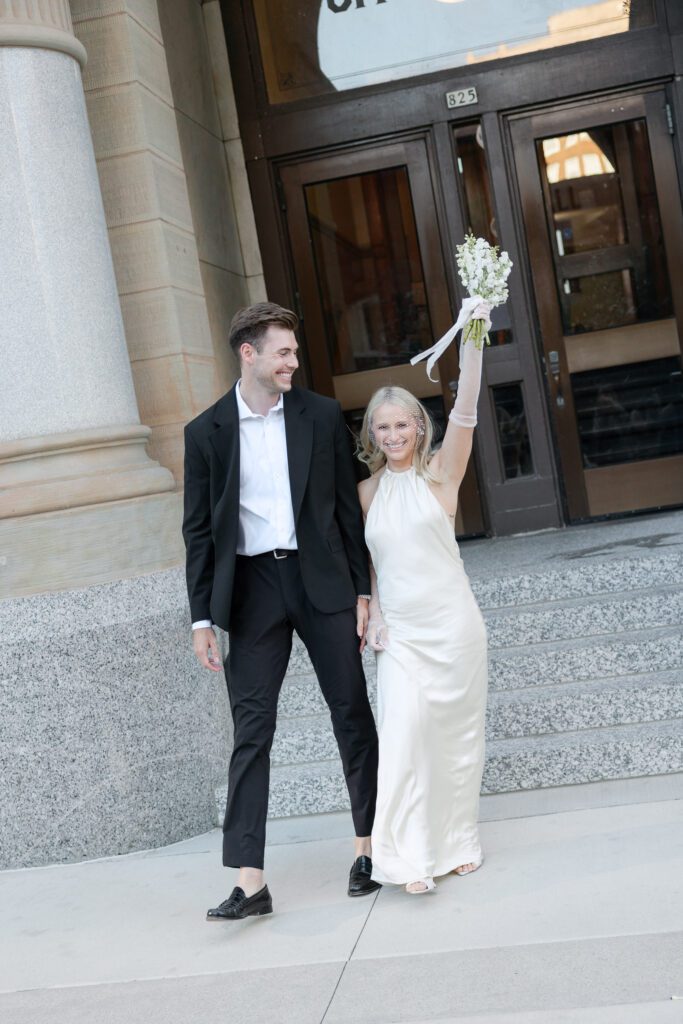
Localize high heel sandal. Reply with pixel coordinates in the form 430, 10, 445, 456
453, 858, 483, 876
405, 878, 436, 894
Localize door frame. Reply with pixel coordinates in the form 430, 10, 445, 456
278, 138, 457, 399
277, 134, 486, 535
509, 87, 683, 520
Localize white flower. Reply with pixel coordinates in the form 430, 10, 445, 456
455, 233, 512, 309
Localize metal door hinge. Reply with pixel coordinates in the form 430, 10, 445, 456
666, 102, 675, 136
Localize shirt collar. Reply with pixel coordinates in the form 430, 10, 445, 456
236, 379, 284, 420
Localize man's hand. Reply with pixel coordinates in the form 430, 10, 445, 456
356, 597, 369, 653
193, 626, 223, 672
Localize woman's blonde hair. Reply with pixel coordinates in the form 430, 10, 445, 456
356, 386, 440, 481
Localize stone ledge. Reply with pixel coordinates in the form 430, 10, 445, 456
0, 491, 184, 599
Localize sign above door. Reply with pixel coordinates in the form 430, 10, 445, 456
252, 0, 655, 104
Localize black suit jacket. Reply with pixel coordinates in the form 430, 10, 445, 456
182, 384, 371, 631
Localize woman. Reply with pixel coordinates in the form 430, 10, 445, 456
357, 338, 487, 894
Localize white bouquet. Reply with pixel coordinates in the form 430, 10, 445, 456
411, 233, 513, 382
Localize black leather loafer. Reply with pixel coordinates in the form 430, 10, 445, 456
348, 855, 381, 897
206, 885, 273, 921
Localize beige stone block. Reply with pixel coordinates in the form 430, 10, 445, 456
157, 0, 220, 136
77, 12, 172, 102
110, 221, 204, 295
246, 274, 268, 305
224, 138, 263, 278
146, 420, 186, 484
176, 111, 243, 273
199, 261, 245, 390
0, 492, 184, 598
130, 353, 218, 426
120, 287, 213, 361
131, 353, 194, 424
97, 151, 193, 230
81, 0, 161, 39
71, 0, 162, 41
202, 0, 239, 140
85, 83, 182, 166
185, 354, 223, 415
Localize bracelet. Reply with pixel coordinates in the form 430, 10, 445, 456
357, 594, 372, 601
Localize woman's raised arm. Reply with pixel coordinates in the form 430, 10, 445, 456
432, 340, 484, 487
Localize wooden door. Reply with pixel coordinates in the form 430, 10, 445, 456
279, 139, 484, 535
511, 91, 683, 519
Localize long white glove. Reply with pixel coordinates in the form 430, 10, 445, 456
449, 340, 484, 429
367, 615, 389, 651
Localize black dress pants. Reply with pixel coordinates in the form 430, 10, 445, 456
222, 553, 378, 869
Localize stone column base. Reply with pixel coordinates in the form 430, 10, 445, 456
0, 490, 184, 599
0, 425, 175, 518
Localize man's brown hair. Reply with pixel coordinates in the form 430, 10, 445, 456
228, 302, 299, 357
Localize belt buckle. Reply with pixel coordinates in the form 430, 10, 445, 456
273, 549, 287, 560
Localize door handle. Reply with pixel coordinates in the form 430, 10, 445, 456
548, 350, 561, 380
547, 350, 565, 407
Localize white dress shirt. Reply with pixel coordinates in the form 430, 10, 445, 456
192, 381, 297, 630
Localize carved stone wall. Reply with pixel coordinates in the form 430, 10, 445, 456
70, 0, 267, 485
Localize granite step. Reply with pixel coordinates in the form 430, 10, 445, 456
487, 626, 683, 692
214, 718, 683, 822
484, 669, 682, 739
273, 546, 683, 679
280, 588, 682, 681
269, 669, 682, 767
215, 546, 683, 825
481, 718, 683, 794
276, 628, 683, 717
469, 551, 683, 610
477, 586, 682, 648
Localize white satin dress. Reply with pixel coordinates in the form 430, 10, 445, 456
365, 465, 488, 885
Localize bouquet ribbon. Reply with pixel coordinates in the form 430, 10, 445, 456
410, 296, 492, 383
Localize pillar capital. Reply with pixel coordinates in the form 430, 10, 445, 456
0, 0, 86, 66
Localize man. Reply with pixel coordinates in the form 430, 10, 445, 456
183, 302, 380, 920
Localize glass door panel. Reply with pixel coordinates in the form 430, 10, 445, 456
454, 124, 513, 347
279, 140, 485, 535
305, 167, 434, 375
512, 92, 683, 518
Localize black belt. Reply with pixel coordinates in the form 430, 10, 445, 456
246, 549, 298, 560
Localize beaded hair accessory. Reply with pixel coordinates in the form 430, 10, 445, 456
369, 416, 424, 447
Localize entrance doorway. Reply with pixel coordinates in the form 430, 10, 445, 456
279, 139, 484, 534
511, 91, 683, 519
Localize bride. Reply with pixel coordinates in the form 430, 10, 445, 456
357, 338, 488, 894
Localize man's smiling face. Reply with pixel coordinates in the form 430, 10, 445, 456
242, 325, 299, 395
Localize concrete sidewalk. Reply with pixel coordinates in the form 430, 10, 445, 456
1, 793, 682, 1024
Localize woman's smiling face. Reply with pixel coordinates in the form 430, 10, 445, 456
372, 403, 419, 468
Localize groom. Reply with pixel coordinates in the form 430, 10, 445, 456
183, 302, 380, 920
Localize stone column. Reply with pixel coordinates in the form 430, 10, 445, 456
0, 0, 174, 521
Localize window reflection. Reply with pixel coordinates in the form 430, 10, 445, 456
492, 383, 534, 478
540, 129, 623, 255
572, 358, 683, 468
538, 118, 673, 335
253, 0, 655, 105
454, 124, 512, 346
305, 167, 433, 375
561, 270, 636, 335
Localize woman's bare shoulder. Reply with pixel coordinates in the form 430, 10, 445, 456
357, 470, 383, 513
